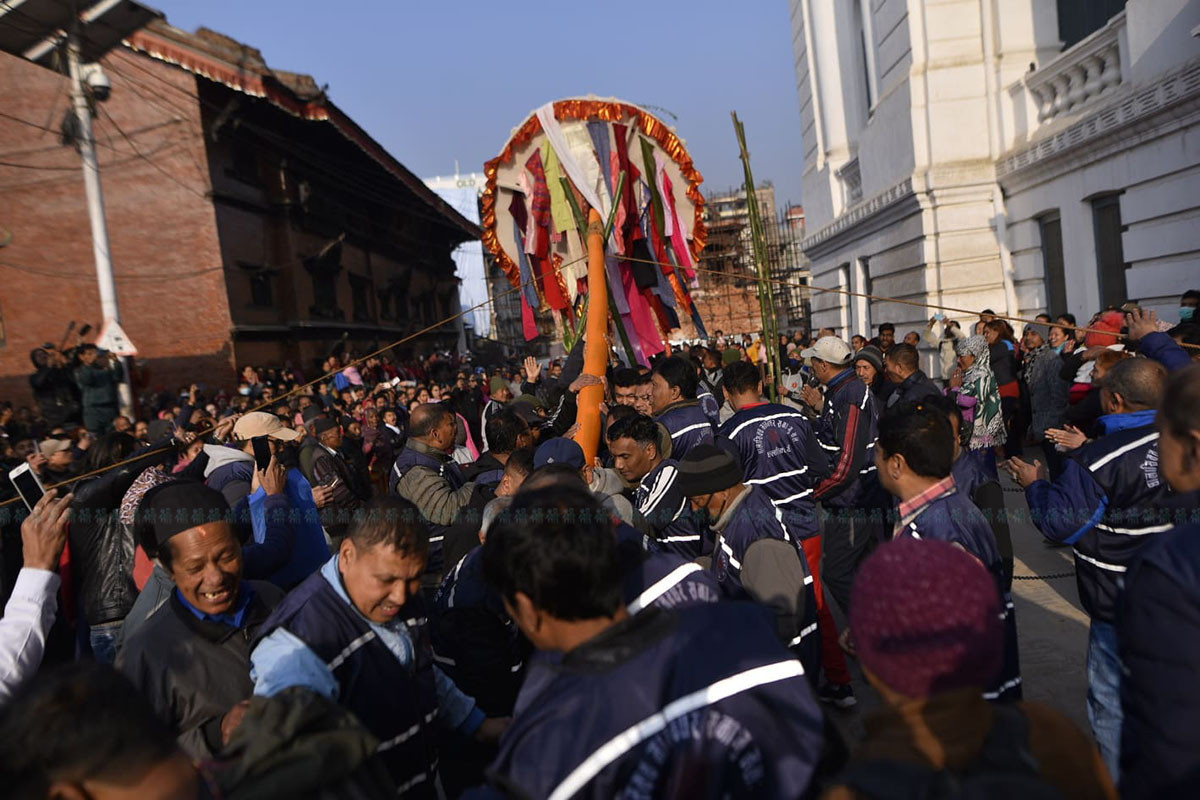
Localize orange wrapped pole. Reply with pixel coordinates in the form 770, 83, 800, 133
572, 208, 608, 465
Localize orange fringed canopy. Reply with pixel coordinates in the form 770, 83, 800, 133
480, 98, 707, 293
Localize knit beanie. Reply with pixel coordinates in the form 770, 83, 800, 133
853, 345, 884, 374
1025, 322, 1050, 343
850, 538, 1003, 698
675, 444, 744, 496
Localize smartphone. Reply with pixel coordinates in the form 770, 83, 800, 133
8, 463, 46, 512
251, 436, 273, 472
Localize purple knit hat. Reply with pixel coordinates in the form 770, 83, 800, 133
850, 538, 1003, 698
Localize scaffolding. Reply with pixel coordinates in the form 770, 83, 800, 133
686, 187, 811, 341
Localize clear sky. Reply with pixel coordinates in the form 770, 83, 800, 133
143, 0, 806, 213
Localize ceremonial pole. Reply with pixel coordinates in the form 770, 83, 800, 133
572, 209, 609, 465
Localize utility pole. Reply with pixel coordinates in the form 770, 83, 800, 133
66, 26, 133, 417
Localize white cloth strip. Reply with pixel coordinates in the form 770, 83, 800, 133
1088, 432, 1158, 472
546, 659, 805, 800
746, 467, 809, 485
1073, 549, 1127, 573
327, 631, 376, 671
628, 563, 704, 615
1095, 522, 1175, 536
773, 488, 813, 504
982, 675, 1023, 699
377, 722, 421, 752
660, 535, 701, 543
788, 623, 819, 646
536, 103, 606, 215
671, 422, 713, 439
727, 412, 810, 439
394, 772, 429, 795
641, 466, 679, 516
432, 653, 457, 666
770, 505, 792, 543
720, 540, 742, 570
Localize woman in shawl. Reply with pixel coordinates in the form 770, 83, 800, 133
948, 335, 1006, 474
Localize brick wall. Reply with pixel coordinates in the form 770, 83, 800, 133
0, 48, 233, 409
676, 277, 767, 342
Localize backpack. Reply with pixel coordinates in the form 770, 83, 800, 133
838, 705, 1065, 800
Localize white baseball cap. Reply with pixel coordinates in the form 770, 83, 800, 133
233, 411, 303, 441
800, 336, 853, 365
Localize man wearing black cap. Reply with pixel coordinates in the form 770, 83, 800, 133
677, 444, 820, 677
607, 413, 708, 558
117, 483, 283, 760
303, 415, 366, 543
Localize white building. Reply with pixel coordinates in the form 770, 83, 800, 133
424, 172, 491, 338
789, 0, 1200, 374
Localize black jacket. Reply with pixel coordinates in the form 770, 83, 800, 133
69, 443, 174, 624
29, 364, 80, 427
117, 581, 282, 760
1119, 522, 1200, 800
886, 369, 942, 410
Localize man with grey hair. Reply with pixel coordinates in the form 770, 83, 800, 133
390, 403, 476, 580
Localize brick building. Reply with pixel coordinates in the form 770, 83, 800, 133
0, 20, 477, 408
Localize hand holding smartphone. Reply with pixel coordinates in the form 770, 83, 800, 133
8, 463, 46, 512
252, 436, 273, 472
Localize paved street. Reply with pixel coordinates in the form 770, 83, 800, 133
827, 472, 1092, 743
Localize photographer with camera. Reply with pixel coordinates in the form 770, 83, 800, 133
29, 345, 81, 430
74, 344, 122, 435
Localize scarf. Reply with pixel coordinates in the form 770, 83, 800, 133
1020, 343, 1050, 384
957, 336, 1006, 449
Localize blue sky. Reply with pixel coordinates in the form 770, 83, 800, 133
144, 0, 806, 212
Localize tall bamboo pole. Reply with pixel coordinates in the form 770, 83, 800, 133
732, 112, 781, 399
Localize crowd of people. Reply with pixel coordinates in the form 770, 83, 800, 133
0, 288, 1196, 799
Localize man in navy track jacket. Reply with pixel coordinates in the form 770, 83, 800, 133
798, 336, 881, 618
650, 355, 714, 461
607, 413, 708, 559
476, 485, 824, 799
1008, 358, 1199, 781
1118, 363, 1200, 800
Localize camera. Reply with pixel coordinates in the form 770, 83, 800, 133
81, 64, 111, 102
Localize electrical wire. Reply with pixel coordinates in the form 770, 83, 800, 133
617, 253, 1200, 352
95, 104, 211, 200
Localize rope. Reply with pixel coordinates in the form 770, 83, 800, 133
6, 226, 1190, 506
1012, 571, 1075, 580
0, 248, 594, 510
621, 254, 1200, 352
